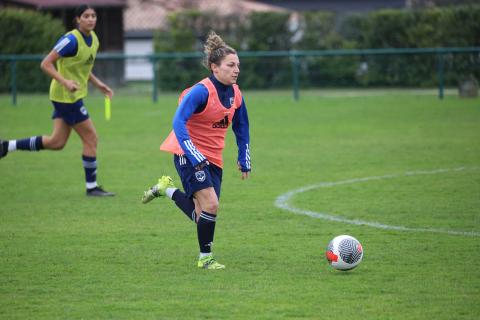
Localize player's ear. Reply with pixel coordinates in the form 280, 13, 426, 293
211, 63, 219, 73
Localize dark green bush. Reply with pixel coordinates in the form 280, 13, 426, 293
154, 10, 292, 90
0, 8, 65, 92
150, 5, 480, 89
241, 12, 293, 89
341, 6, 480, 87
154, 10, 246, 91
294, 12, 358, 87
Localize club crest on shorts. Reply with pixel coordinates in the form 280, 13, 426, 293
195, 170, 206, 182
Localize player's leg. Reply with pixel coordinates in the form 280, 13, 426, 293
42, 101, 76, 150
193, 164, 225, 269
73, 118, 97, 157
0, 135, 44, 157
172, 158, 224, 267
1, 117, 71, 159
73, 118, 114, 197
142, 155, 198, 222
42, 118, 72, 150
194, 186, 225, 269
142, 175, 177, 202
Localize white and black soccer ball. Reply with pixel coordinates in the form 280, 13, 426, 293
326, 235, 363, 271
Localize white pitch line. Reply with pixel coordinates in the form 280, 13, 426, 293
274, 167, 480, 237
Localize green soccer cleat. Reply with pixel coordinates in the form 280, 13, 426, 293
197, 255, 226, 270
142, 175, 175, 204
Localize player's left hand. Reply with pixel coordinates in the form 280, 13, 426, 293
237, 161, 250, 180
100, 84, 114, 99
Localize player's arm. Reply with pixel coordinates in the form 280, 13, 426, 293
89, 73, 113, 99
40, 34, 79, 92
173, 84, 209, 168
232, 97, 251, 179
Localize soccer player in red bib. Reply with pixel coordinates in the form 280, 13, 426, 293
142, 31, 251, 270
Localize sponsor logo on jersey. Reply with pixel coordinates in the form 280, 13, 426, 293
86, 54, 94, 65
212, 115, 229, 128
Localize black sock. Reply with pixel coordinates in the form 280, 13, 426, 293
15, 136, 43, 151
197, 211, 216, 254
82, 155, 97, 190
172, 189, 196, 222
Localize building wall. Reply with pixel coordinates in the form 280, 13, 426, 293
125, 38, 153, 81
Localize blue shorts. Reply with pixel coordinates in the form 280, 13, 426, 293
51, 99, 89, 126
174, 155, 223, 199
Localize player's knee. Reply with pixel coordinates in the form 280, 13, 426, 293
203, 200, 219, 214
45, 137, 67, 150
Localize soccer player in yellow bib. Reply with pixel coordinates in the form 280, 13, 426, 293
0, 5, 114, 197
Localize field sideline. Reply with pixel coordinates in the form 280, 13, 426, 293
0, 90, 479, 319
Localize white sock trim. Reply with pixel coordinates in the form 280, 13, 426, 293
199, 252, 212, 259
86, 182, 98, 189
165, 187, 177, 199
8, 140, 17, 152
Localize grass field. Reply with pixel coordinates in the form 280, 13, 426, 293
0, 89, 479, 319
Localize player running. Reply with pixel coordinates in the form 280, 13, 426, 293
142, 31, 251, 270
0, 4, 114, 197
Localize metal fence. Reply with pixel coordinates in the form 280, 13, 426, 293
1, 47, 479, 105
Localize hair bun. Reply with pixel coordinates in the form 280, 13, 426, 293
203, 31, 236, 71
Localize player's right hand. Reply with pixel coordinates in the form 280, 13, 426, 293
194, 159, 209, 171
64, 79, 80, 92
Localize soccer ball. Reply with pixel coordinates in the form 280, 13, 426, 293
326, 235, 363, 271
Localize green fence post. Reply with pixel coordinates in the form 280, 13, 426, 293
152, 56, 158, 103
437, 52, 444, 100
11, 58, 17, 106
291, 52, 300, 101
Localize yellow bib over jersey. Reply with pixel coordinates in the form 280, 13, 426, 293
49, 29, 99, 103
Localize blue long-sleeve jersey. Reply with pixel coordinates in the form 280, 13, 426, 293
53, 30, 93, 57
172, 75, 251, 171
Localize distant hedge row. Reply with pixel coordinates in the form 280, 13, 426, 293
0, 9, 64, 92
154, 5, 480, 90
2, 6, 479, 92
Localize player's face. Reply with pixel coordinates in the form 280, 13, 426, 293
76, 9, 97, 34
212, 54, 240, 86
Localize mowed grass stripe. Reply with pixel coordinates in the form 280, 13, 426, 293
0, 90, 479, 319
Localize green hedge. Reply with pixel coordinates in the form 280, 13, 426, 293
294, 12, 359, 87
340, 6, 480, 86
153, 10, 247, 91
0, 8, 64, 92
3, 6, 479, 92
240, 12, 292, 89
154, 11, 293, 90
154, 6, 480, 89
